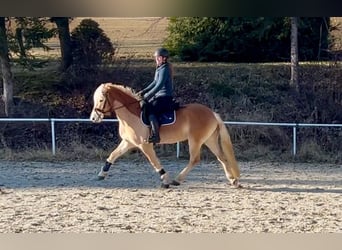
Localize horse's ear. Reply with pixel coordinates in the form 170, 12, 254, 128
103, 83, 111, 91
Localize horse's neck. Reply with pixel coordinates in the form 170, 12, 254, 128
115, 107, 140, 125
109, 87, 141, 118
113, 97, 141, 128
109, 88, 148, 140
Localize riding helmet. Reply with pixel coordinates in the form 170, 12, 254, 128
154, 48, 169, 58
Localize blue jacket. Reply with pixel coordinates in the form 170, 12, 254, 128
141, 63, 173, 102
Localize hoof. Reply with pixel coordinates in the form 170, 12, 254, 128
161, 183, 170, 189
231, 179, 243, 188
170, 180, 180, 186
98, 176, 105, 181
97, 170, 108, 180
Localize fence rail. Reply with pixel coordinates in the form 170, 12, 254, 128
0, 118, 341, 157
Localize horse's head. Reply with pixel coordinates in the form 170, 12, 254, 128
90, 83, 142, 123
90, 83, 113, 123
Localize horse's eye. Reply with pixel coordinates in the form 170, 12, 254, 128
99, 100, 104, 102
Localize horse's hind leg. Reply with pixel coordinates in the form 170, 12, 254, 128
204, 134, 236, 185
98, 139, 135, 180
173, 140, 202, 185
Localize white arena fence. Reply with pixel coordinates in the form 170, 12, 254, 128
0, 118, 341, 157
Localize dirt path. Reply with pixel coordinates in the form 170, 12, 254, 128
0, 159, 341, 232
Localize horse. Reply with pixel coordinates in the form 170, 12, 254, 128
90, 83, 241, 188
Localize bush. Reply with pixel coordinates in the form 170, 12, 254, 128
60, 19, 117, 90
70, 18, 115, 67
164, 17, 330, 62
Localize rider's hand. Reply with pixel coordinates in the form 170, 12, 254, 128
139, 99, 147, 107
136, 91, 143, 100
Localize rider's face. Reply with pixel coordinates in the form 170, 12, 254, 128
155, 55, 163, 66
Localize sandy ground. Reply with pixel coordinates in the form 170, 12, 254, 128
0, 159, 341, 233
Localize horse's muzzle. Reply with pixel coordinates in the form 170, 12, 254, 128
90, 111, 103, 123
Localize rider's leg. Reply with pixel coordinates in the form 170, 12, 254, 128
148, 114, 160, 143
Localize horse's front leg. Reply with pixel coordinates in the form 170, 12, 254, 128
139, 144, 171, 188
98, 139, 135, 180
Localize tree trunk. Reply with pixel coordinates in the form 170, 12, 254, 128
15, 27, 27, 59
290, 17, 299, 92
0, 17, 14, 117
52, 17, 73, 71
15, 17, 27, 59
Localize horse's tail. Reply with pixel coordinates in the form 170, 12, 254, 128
214, 113, 240, 179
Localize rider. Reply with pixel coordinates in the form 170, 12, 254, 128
138, 48, 174, 144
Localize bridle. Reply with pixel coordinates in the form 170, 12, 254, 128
94, 89, 141, 117
94, 91, 113, 117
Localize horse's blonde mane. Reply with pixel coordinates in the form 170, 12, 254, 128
103, 83, 138, 100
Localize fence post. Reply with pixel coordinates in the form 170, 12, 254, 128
293, 125, 297, 156
50, 119, 56, 155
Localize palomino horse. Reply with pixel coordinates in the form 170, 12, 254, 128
90, 83, 241, 188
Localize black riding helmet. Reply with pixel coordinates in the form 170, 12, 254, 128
154, 48, 169, 58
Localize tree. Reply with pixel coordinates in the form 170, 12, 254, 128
7, 17, 56, 65
51, 17, 73, 71
1, 17, 57, 116
61, 19, 116, 90
290, 17, 299, 91
164, 17, 330, 62
165, 17, 291, 62
10, 17, 77, 71
70, 19, 115, 67
0, 17, 14, 117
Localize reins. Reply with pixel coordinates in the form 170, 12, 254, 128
95, 84, 142, 117
112, 99, 141, 111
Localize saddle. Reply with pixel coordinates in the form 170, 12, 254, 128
140, 100, 181, 127
141, 110, 176, 127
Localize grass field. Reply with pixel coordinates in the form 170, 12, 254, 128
41, 17, 169, 59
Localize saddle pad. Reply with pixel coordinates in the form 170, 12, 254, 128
141, 111, 176, 127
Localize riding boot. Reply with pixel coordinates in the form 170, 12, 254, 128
148, 114, 160, 144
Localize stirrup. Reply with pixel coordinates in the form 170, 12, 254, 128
148, 135, 160, 144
